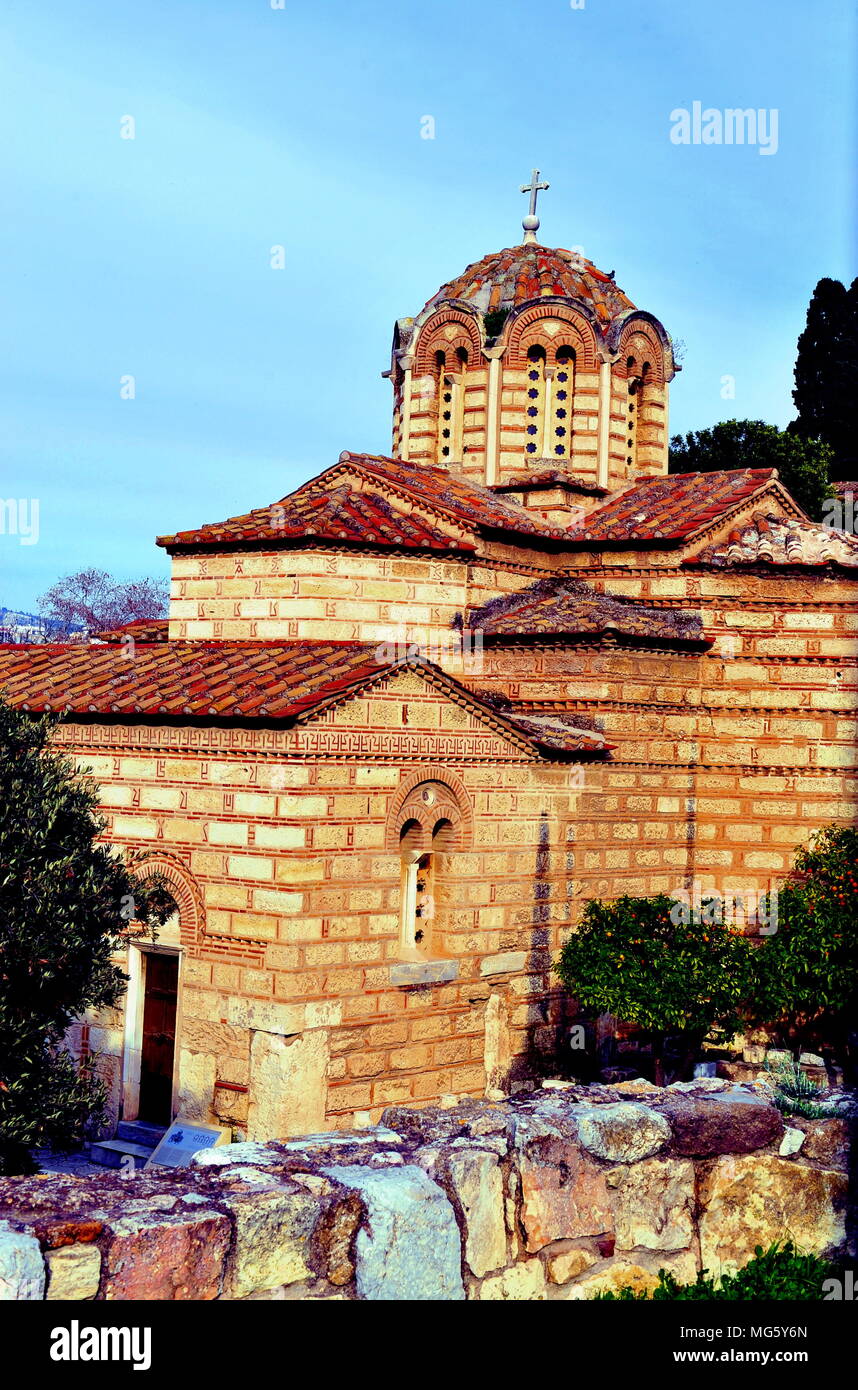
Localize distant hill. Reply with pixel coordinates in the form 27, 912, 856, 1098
0, 608, 81, 643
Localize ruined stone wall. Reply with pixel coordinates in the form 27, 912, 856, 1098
0, 1082, 849, 1301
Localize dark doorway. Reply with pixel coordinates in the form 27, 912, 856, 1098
138, 952, 178, 1126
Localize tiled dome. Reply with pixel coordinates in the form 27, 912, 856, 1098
421, 243, 636, 328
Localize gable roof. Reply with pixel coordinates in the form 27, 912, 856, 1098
0, 639, 608, 758
469, 578, 711, 649
685, 512, 858, 571
157, 452, 574, 554
565, 469, 801, 546
157, 475, 478, 554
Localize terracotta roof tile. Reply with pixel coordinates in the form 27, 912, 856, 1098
158, 454, 569, 552
95, 619, 169, 643
0, 640, 609, 758
0, 642, 386, 719
567, 470, 784, 545
469, 579, 710, 648
157, 480, 475, 553
421, 244, 636, 325
686, 511, 858, 571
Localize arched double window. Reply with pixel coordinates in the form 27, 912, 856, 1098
391, 779, 467, 960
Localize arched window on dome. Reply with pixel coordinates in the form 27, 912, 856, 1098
625, 357, 650, 473
524, 344, 546, 458
551, 346, 576, 461
435, 346, 467, 465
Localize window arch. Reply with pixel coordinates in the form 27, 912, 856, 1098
434, 347, 467, 464
625, 356, 651, 472
551, 345, 576, 460
389, 777, 470, 960
524, 344, 546, 456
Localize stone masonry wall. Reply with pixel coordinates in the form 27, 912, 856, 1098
0, 1081, 850, 1301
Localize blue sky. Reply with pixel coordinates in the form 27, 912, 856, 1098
1, 0, 855, 611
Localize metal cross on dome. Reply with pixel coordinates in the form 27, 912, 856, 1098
520, 168, 549, 243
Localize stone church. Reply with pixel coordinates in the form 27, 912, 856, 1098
2, 185, 856, 1160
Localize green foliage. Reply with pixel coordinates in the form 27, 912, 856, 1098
553, 895, 754, 1081
593, 1242, 835, 1300
792, 276, 858, 480
0, 699, 169, 1173
749, 826, 858, 1072
669, 418, 835, 521
483, 308, 510, 341
765, 1057, 835, 1120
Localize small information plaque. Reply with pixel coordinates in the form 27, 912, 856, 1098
144, 1119, 232, 1170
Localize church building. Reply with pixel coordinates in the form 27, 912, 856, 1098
2, 178, 856, 1159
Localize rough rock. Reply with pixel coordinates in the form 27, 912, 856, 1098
478, 1258, 546, 1301
799, 1118, 852, 1171
654, 1087, 783, 1155
609, 1158, 695, 1252
102, 1209, 231, 1300
561, 1250, 698, 1300
323, 1164, 464, 1301
45, 1244, 102, 1300
192, 1142, 284, 1168
442, 1148, 506, 1278
220, 1186, 319, 1297
698, 1154, 847, 1275
611, 1079, 661, 1095
545, 1247, 597, 1284
515, 1115, 614, 1251
778, 1127, 805, 1158
574, 1102, 670, 1163
0, 1222, 44, 1300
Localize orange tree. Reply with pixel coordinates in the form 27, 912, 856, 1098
750, 825, 858, 1080
554, 895, 755, 1084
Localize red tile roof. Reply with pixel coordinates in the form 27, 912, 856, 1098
158, 453, 568, 552
96, 619, 169, 643
470, 579, 711, 648
157, 479, 476, 553
490, 472, 610, 497
0, 641, 383, 718
686, 512, 858, 571
0, 640, 608, 757
422, 244, 636, 326
566, 470, 788, 545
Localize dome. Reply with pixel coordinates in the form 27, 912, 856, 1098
420, 243, 636, 330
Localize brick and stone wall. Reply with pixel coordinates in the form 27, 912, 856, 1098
0, 1080, 850, 1301
56, 665, 587, 1135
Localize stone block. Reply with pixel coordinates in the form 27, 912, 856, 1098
478, 1258, 546, 1300
654, 1087, 783, 1155
247, 1028, 329, 1141
45, 1243, 102, 1300
102, 1210, 231, 1300
221, 1187, 320, 1298
609, 1158, 695, 1252
0, 1223, 45, 1300
515, 1114, 614, 1252
442, 1147, 506, 1278
574, 1102, 670, 1163
698, 1155, 847, 1276
323, 1164, 464, 1300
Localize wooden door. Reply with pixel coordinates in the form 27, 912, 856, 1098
138, 953, 178, 1126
